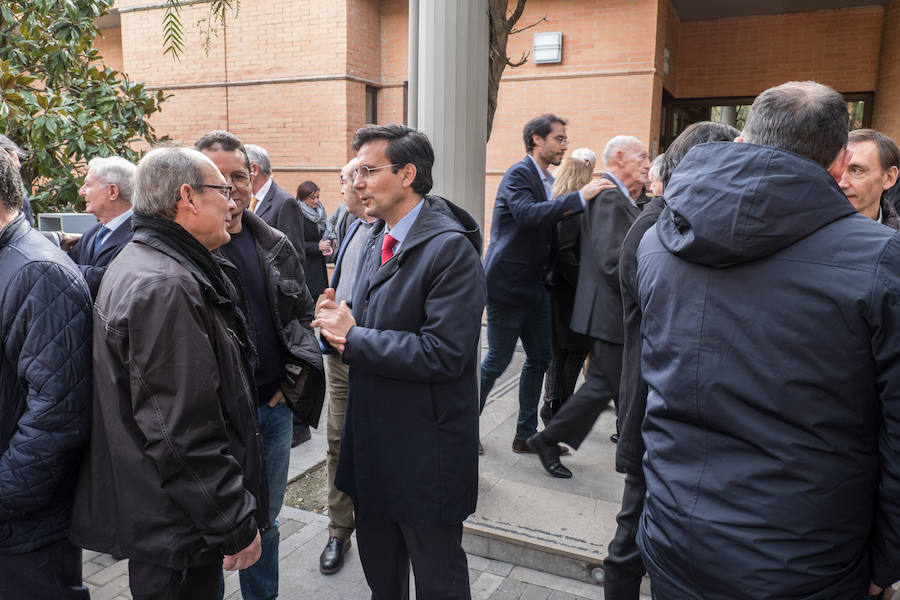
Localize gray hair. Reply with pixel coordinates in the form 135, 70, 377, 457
0, 149, 23, 213
133, 147, 207, 219
245, 144, 272, 176
603, 135, 643, 167
0, 134, 25, 159
648, 154, 665, 182
571, 147, 597, 166
87, 156, 137, 204
341, 157, 359, 179
742, 81, 849, 168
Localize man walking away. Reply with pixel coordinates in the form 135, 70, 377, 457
637, 81, 900, 598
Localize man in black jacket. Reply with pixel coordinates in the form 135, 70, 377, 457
603, 121, 738, 600
71, 147, 263, 600
245, 143, 312, 447
314, 125, 486, 598
0, 150, 93, 599
527, 135, 648, 478
197, 131, 325, 600
637, 81, 900, 598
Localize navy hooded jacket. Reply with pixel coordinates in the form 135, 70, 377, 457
0, 214, 92, 554
636, 142, 900, 598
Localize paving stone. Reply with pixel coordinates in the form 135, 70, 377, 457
91, 553, 119, 567
490, 577, 528, 600
520, 584, 552, 600
467, 552, 491, 571
471, 572, 505, 600
81, 557, 107, 579
86, 558, 128, 586
486, 559, 514, 577
548, 591, 580, 600
90, 574, 131, 600
279, 517, 305, 539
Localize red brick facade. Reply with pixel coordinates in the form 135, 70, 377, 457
94, 0, 899, 222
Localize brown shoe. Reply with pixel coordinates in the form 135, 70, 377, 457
513, 438, 569, 455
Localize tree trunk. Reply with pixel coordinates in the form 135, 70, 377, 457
487, 0, 528, 142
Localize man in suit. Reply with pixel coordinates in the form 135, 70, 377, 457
245, 143, 311, 446
527, 135, 649, 478
481, 114, 607, 453
318, 157, 378, 575
245, 143, 305, 260
68, 156, 137, 298
314, 124, 485, 598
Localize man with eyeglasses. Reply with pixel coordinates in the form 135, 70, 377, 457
194, 131, 325, 600
481, 113, 608, 456
314, 124, 486, 598
72, 146, 265, 600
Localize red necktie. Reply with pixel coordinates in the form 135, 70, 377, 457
381, 233, 397, 265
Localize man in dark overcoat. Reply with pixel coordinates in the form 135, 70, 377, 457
314, 124, 486, 599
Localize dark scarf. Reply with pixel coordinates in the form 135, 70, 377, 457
132, 213, 255, 365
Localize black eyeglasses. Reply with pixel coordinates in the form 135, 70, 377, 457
198, 183, 233, 198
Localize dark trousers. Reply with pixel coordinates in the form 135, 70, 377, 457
355, 515, 471, 600
604, 471, 647, 600
0, 538, 89, 600
541, 339, 623, 449
128, 559, 221, 600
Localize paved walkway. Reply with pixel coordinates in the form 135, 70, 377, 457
82, 328, 648, 599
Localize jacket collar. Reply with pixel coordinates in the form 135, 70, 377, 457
0, 211, 28, 249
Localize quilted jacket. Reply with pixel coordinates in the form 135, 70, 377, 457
0, 213, 93, 554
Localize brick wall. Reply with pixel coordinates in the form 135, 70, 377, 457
675, 6, 883, 98
874, 0, 900, 142
94, 26, 124, 72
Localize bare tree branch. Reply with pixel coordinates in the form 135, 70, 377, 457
506, 0, 527, 29
507, 52, 529, 68
510, 15, 548, 35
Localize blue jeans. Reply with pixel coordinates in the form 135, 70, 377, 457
480, 292, 552, 440
220, 400, 293, 600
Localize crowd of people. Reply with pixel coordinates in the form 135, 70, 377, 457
1, 79, 900, 600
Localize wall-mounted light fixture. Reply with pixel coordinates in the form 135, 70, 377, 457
533, 31, 562, 64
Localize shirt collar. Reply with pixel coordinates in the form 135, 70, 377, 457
384, 198, 425, 248
527, 154, 554, 185
254, 178, 273, 209
104, 208, 133, 232
605, 171, 634, 204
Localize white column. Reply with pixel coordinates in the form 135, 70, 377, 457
415, 0, 488, 230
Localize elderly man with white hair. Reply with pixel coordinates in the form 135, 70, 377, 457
60, 156, 137, 297
527, 134, 650, 479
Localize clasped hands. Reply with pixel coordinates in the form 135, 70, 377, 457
312, 288, 355, 353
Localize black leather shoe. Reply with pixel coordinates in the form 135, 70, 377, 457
610, 433, 619, 444
291, 424, 311, 448
526, 433, 573, 478
513, 437, 570, 455
319, 536, 351, 575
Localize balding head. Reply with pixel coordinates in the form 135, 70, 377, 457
742, 81, 849, 169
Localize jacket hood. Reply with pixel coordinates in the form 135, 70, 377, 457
656, 142, 857, 267
391, 195, 483, 256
